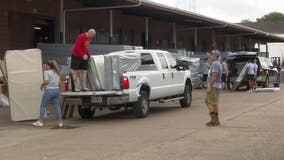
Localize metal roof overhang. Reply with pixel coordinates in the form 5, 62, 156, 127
73, 0, 284, 43
73, 0, 138, 7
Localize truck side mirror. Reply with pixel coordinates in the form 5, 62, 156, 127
170, 65, 177, 69
174, 65, 184, 71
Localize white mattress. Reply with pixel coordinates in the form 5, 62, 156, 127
255, 87, 280, 92
92, 55, 105, 89
6, 49, 43, 121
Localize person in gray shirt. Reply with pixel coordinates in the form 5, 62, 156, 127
33, 60, 64, 127
205, 50, 222, 126
246, 59, 255, 92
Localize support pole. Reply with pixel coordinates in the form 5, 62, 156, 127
62, 1, 142, 44
194, 27, 197, 52
173, 22, 177, 49
238, 37, 242, 51
249, 38, 252, 51
225, 34, 230, 51
266, 43, 269, 57
145, 17, 149, 49
63, 10, 66, 44
60, 0, 64, 43
212, 30, 216, 50
109, 9, 113, 44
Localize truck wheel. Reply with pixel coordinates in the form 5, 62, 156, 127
274, 76, 280, 87
133, 90, 149, 118
263, 77, 269, 88
246, 84, 250, 90
78, 105, 95, 119
180, 84, 192, 108
226, 80, 231, 90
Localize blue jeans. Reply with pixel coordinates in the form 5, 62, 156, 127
39, 88, 62, 121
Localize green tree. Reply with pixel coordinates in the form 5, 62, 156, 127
257, 12, 284, 22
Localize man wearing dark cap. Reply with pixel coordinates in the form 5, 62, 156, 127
205, 50, 223, 126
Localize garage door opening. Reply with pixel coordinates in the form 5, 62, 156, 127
9, 12, 55, 50
33, 19, 55, 46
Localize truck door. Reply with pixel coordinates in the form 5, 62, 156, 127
139, 52, 166, 99
260, 57, 277, 82
265, 58, 277, 82
164, 52, 185, 95
156, 53, 172, 98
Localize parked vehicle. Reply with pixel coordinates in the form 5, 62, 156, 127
176, 57, 203, 89
61, 50, 192, 119
227, 52, 280, 89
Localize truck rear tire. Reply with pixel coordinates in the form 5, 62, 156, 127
180, 84, 192, 108
274, 76, 280, 87
133, 90, 149, 118
263, 77, 269, 88
78, 105, 95, 119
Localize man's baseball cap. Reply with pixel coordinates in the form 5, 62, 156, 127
211, 50, 220, 57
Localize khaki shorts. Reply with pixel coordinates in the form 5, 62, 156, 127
205, 87, 220, 105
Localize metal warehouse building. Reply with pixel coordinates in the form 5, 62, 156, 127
0, 0, 284, 55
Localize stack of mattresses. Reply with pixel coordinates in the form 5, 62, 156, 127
87, 55, 105, 91
64, 52, 141, 91
104, 53, 141, 91
255, 87, 280, 92
5, 49, 43, 121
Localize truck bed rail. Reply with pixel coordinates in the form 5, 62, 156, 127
61, 91, 124, 97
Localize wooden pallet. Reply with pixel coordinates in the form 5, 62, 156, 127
60, 97, 81, 119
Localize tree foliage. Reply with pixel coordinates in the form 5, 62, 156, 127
256, 12, 284, 22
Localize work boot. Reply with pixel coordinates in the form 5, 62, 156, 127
213, 112, 220, 126
206, 112, 215, 127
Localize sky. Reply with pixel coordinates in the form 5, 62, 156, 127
149, 0, 284, 23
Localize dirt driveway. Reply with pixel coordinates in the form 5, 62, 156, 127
0, 86, 283, 160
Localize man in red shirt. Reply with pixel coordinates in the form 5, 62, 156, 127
71, 29, 96, 91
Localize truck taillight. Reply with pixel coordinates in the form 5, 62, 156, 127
258, 68, 264, 76
64, 80, 69, 91
123, 77, 129, 89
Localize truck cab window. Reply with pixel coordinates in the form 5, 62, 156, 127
138, 53, 157, 71
165, 52, 177, 69
157, 53, 169, 69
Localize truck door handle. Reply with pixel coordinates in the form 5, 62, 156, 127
171, 72, 174, 78
162, 73, 165, 79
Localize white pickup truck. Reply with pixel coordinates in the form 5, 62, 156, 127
61, 50, 192, 119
